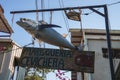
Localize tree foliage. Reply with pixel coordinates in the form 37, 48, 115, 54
24, 67, 54, 80
24, 75, 43, 80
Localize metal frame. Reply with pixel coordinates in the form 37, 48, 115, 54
10, 4, 115, 80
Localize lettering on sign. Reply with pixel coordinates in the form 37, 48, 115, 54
19, 47, 95, 73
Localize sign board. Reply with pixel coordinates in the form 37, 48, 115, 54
19, 47, 95, 73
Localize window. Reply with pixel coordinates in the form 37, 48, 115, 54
102, 48, 120, 59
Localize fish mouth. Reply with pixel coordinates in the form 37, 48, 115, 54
16, 20, 30, 29
16, 18, 36, 31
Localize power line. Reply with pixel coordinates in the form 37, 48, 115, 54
108, 1, 120, 6
83, 1, 120, 15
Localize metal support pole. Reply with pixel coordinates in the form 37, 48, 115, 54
10, 5, 105, 14
104, 5, 115, 80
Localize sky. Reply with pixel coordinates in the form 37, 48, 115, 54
0, 0, 120, 80
1, 0, 120, 47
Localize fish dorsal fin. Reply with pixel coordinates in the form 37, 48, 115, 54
37, 24, 61, 30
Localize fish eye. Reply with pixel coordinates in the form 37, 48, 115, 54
20, 18, 26, 22
23, 18, 26, 21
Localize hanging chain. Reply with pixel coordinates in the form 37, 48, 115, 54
35, 0, 39, 22
11, 13, 15, 27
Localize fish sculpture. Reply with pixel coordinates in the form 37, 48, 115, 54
16, 18, 84, 50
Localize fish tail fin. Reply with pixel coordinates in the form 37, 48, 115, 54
76, 43, 85, 51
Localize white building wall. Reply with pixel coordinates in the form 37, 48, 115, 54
0, 39, 24, 80
9, 44, 22, 74
87, 39, 120, 80
70, 29, 120, 80
16, 67, 26, 80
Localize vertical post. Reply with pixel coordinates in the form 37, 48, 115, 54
72, 71, 77, 80
104, 5, 115, 80
81, 72, 84, 80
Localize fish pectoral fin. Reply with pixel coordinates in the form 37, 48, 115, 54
76, 43, 86, 51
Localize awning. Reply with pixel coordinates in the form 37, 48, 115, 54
0, 5, 13, 35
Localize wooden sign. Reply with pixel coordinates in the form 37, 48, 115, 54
19, 47, 95, 73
